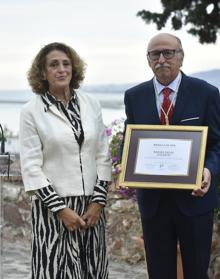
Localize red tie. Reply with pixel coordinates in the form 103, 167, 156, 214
160, 87, 173, 125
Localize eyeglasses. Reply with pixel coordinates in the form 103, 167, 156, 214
147, 49, 182, 61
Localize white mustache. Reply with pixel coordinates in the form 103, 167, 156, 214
155, 63, 170, 69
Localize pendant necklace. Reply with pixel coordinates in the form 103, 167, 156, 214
153, 77, 181, 125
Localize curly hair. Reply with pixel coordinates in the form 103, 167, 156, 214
27, 42, 86, 94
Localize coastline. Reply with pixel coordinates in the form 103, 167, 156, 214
0, 91, 125, 138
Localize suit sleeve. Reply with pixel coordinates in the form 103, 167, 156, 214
120, 90, 134, 157
204, 88, 220, 175
124, 90, 135, 125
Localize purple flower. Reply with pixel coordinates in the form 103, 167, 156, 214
108, 118, 137, 202
112, 156, 119, 164
118, 188, 137, 202
105, 127, 112, 137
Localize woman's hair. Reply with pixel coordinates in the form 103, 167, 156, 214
27, 42, 86, 94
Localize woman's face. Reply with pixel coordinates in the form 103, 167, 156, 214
43, 49, 72, 92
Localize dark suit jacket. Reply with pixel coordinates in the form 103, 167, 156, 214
124, 73, 220, 218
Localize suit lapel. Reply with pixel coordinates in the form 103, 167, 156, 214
39, 94, 70, 125
40, 91, 87, 132
143, 74, 191, 125
142, 80, 161, 124
76, 91, 87, 130
48, 105, 71, 126
171, 74, 190, 124
150, 82, 161, 124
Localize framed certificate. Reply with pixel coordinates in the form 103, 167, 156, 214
119, 125, 208, 190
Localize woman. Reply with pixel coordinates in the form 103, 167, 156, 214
19, 42, 112, 279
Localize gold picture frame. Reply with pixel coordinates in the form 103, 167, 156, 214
119, 125, 208, 190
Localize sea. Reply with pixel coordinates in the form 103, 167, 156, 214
1, 69, 219, 154
0, 88, 126, 153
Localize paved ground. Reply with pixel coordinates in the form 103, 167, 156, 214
1, 241, 148, 279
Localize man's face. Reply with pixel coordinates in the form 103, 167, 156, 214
147, 34, 184, 85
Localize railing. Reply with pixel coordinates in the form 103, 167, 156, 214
0, 154, 15, 279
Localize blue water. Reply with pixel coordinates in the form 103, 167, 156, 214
0, 90, 125, 135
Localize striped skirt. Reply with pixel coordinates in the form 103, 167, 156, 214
31, 196, 108, 279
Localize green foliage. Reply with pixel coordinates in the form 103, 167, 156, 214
137, 0, 220, 43
106, 118, 124, 181
106, 119, 137, 201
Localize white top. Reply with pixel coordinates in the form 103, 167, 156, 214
19, 91, 112, 197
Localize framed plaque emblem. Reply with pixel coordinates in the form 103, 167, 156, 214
119, 125, 208, 190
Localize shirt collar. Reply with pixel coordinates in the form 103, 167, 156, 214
154, 72, 182, 96
41, 90, 77, 111
46, 91, 76, 103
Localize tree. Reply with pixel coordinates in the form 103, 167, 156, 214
137, 0, 220, 44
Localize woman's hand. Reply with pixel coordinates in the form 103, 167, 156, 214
57, 207, 86, 231
82, 203, 103, 228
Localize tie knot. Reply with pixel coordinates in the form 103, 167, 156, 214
163, 87, 172, 98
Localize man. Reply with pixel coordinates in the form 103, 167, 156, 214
123, 33, 220, 279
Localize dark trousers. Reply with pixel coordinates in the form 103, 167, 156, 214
140, 193, 214, 279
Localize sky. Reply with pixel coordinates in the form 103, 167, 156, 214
1, 0, 219, 89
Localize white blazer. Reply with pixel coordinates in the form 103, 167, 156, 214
19, 91, 112, 197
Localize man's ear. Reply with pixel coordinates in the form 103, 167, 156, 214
147, 57, 151, 68
180, 57, 184, 67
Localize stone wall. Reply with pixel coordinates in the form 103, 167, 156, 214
2, 180, 220, 278
1, 180, 145, 264
106, 190, 145, 263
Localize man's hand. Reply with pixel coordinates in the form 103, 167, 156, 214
57, 207, 86, 231
82, 203, 103, 228
192, 168, 211, 197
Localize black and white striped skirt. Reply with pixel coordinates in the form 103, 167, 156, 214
31, 196, 108, 279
